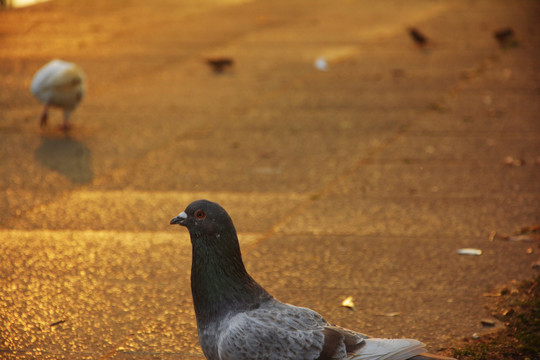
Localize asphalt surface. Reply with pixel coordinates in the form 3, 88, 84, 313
1, 0, 539, 359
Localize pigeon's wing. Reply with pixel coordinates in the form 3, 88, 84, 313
319, 325, 367, 359
217, 301, 365, 360
217, 303, 325, 360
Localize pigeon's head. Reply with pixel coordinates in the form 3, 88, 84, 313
170, 199, 235, 238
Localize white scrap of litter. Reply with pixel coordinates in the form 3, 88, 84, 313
314, 57, 328, 71
457, 248, 482, 256
341, 296, 355, 310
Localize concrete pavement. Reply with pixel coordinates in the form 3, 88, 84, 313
1, 0, 539, 358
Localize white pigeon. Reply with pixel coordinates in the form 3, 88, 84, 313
170, 199, 456, 360
30, 59, 85, 131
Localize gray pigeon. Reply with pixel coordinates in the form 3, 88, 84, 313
170, 199, 455, 360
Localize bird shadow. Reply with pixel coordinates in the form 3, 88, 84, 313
34, 134, 94, 184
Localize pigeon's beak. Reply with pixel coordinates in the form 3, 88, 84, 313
170, 211, 188, 226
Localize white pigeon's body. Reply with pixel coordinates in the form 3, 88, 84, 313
31, 59, 85, 130
171, 200, 455, 360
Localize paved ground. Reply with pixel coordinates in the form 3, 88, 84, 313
1, 0, 539, 358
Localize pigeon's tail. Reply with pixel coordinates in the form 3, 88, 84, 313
348, 338, 426, 360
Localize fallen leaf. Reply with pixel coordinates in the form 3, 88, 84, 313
341, 296, 355, 311
493, 27, 519, 48
206, 57, 234, 73
502, 309, 514, 317
502, 156, 524, 167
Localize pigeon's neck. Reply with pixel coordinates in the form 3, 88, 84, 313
190, 230, 271, 327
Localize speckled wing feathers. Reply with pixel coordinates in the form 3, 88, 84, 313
217, 301, 331, 360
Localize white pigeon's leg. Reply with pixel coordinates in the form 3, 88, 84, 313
40, 104, 49, 128
60, 110, 72, 131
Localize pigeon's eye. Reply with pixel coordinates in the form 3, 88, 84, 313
194, 210, 206, 219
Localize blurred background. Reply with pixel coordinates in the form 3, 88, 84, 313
1, 0, 539, 359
